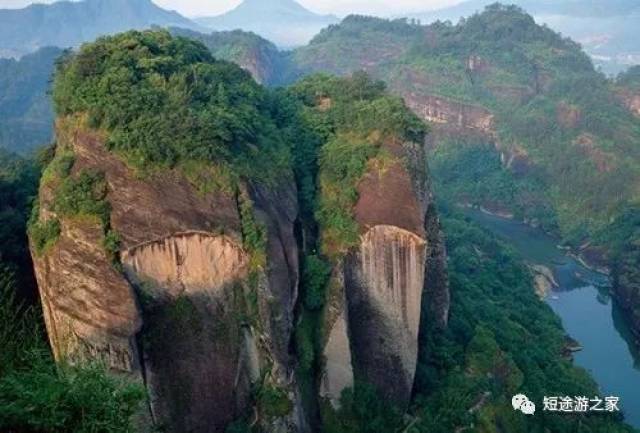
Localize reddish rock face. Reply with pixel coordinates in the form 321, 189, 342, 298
403, 93, 495, 137
616, 88, 640, 119
557, 101, 582, 129
33, 216, 142, 372
320, 138, 450, 408
573, 133, 616, 173
31, 119, 303, 433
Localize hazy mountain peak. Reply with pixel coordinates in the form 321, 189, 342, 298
238, 0, 311, 12
0, 0, 200, 58
196, 0, 338, 48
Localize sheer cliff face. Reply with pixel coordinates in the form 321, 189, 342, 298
31, 120, 302, 433
33, 213, 143, 373
616, 88, 640, 119
403, 93, 495, 138
320, 139, 450, 407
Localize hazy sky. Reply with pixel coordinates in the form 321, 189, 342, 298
0, 0, 463, 17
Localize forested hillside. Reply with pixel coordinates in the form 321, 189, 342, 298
286, 5, 640, 343
169, 28, 287, 86
291, 7, 640, 239
0, 47, 62, 153
413, 0, 640, 74
410, 205, 632, 433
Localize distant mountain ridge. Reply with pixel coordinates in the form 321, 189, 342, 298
0, 0, 200, 58
418, 0, 640, 20
411, 0, 640, 74
196, 0, 338, 48
169, 27, 287, 86
0, 46, 62, 153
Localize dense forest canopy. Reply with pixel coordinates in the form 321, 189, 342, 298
409, 205, 633, 433
52, 30, 291, 184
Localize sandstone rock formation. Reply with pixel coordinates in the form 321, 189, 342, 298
319, 138, 450, 408
616, 88, 640, 119
403, 93, 495, 138
31, 118, 304, 433
402, 92, 538, 178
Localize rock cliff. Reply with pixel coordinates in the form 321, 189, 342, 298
319, 138, 449, 408
31, 118, 304, 433
29, 31, 452, 432
403, 93, 495, 138
616, 88, 640, 119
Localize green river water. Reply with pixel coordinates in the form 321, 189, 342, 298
465, 208, 640, 428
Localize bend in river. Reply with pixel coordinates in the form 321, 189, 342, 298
465, 208, 640, 428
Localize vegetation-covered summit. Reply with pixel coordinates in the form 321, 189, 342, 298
285, 72, 426, 259
53, 30, 290, 182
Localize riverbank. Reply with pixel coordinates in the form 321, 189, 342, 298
457, 202, 612, 276
463, 207, 640, 428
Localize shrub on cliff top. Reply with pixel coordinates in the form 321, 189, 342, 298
287, 73, 427, 259
52, 30, 289, 183
54, 170, 110, 226
29, 218, 61, 256
289, 72, 426, 144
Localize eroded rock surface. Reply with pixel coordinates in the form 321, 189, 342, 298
617, 89, 640, 119
345, 225, 426, 403
319, 280, 354, 408
320, 139, 450, 408
31, 120, 303, 433
122, 233, 249, 296
403, 93, 495, 137
34, 217, 142, 372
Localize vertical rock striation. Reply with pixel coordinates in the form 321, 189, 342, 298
30, 120, 304, 433
345, 226, 426, 403
320, 138, 450, 408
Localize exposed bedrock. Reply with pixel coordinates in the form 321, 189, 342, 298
31, 120, 305, 433
402, 92, 536, 176
403, 93, 495, 137
616, 88, 640, 119
319, 139, 450, 408
345, 225, 427, 403
33, 215, 142, 373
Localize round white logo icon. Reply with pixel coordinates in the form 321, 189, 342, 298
512, 394, 536, 415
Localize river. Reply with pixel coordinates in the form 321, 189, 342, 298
465, 208, 640, 428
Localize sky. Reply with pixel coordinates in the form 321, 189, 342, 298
0, 0, 463, 17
